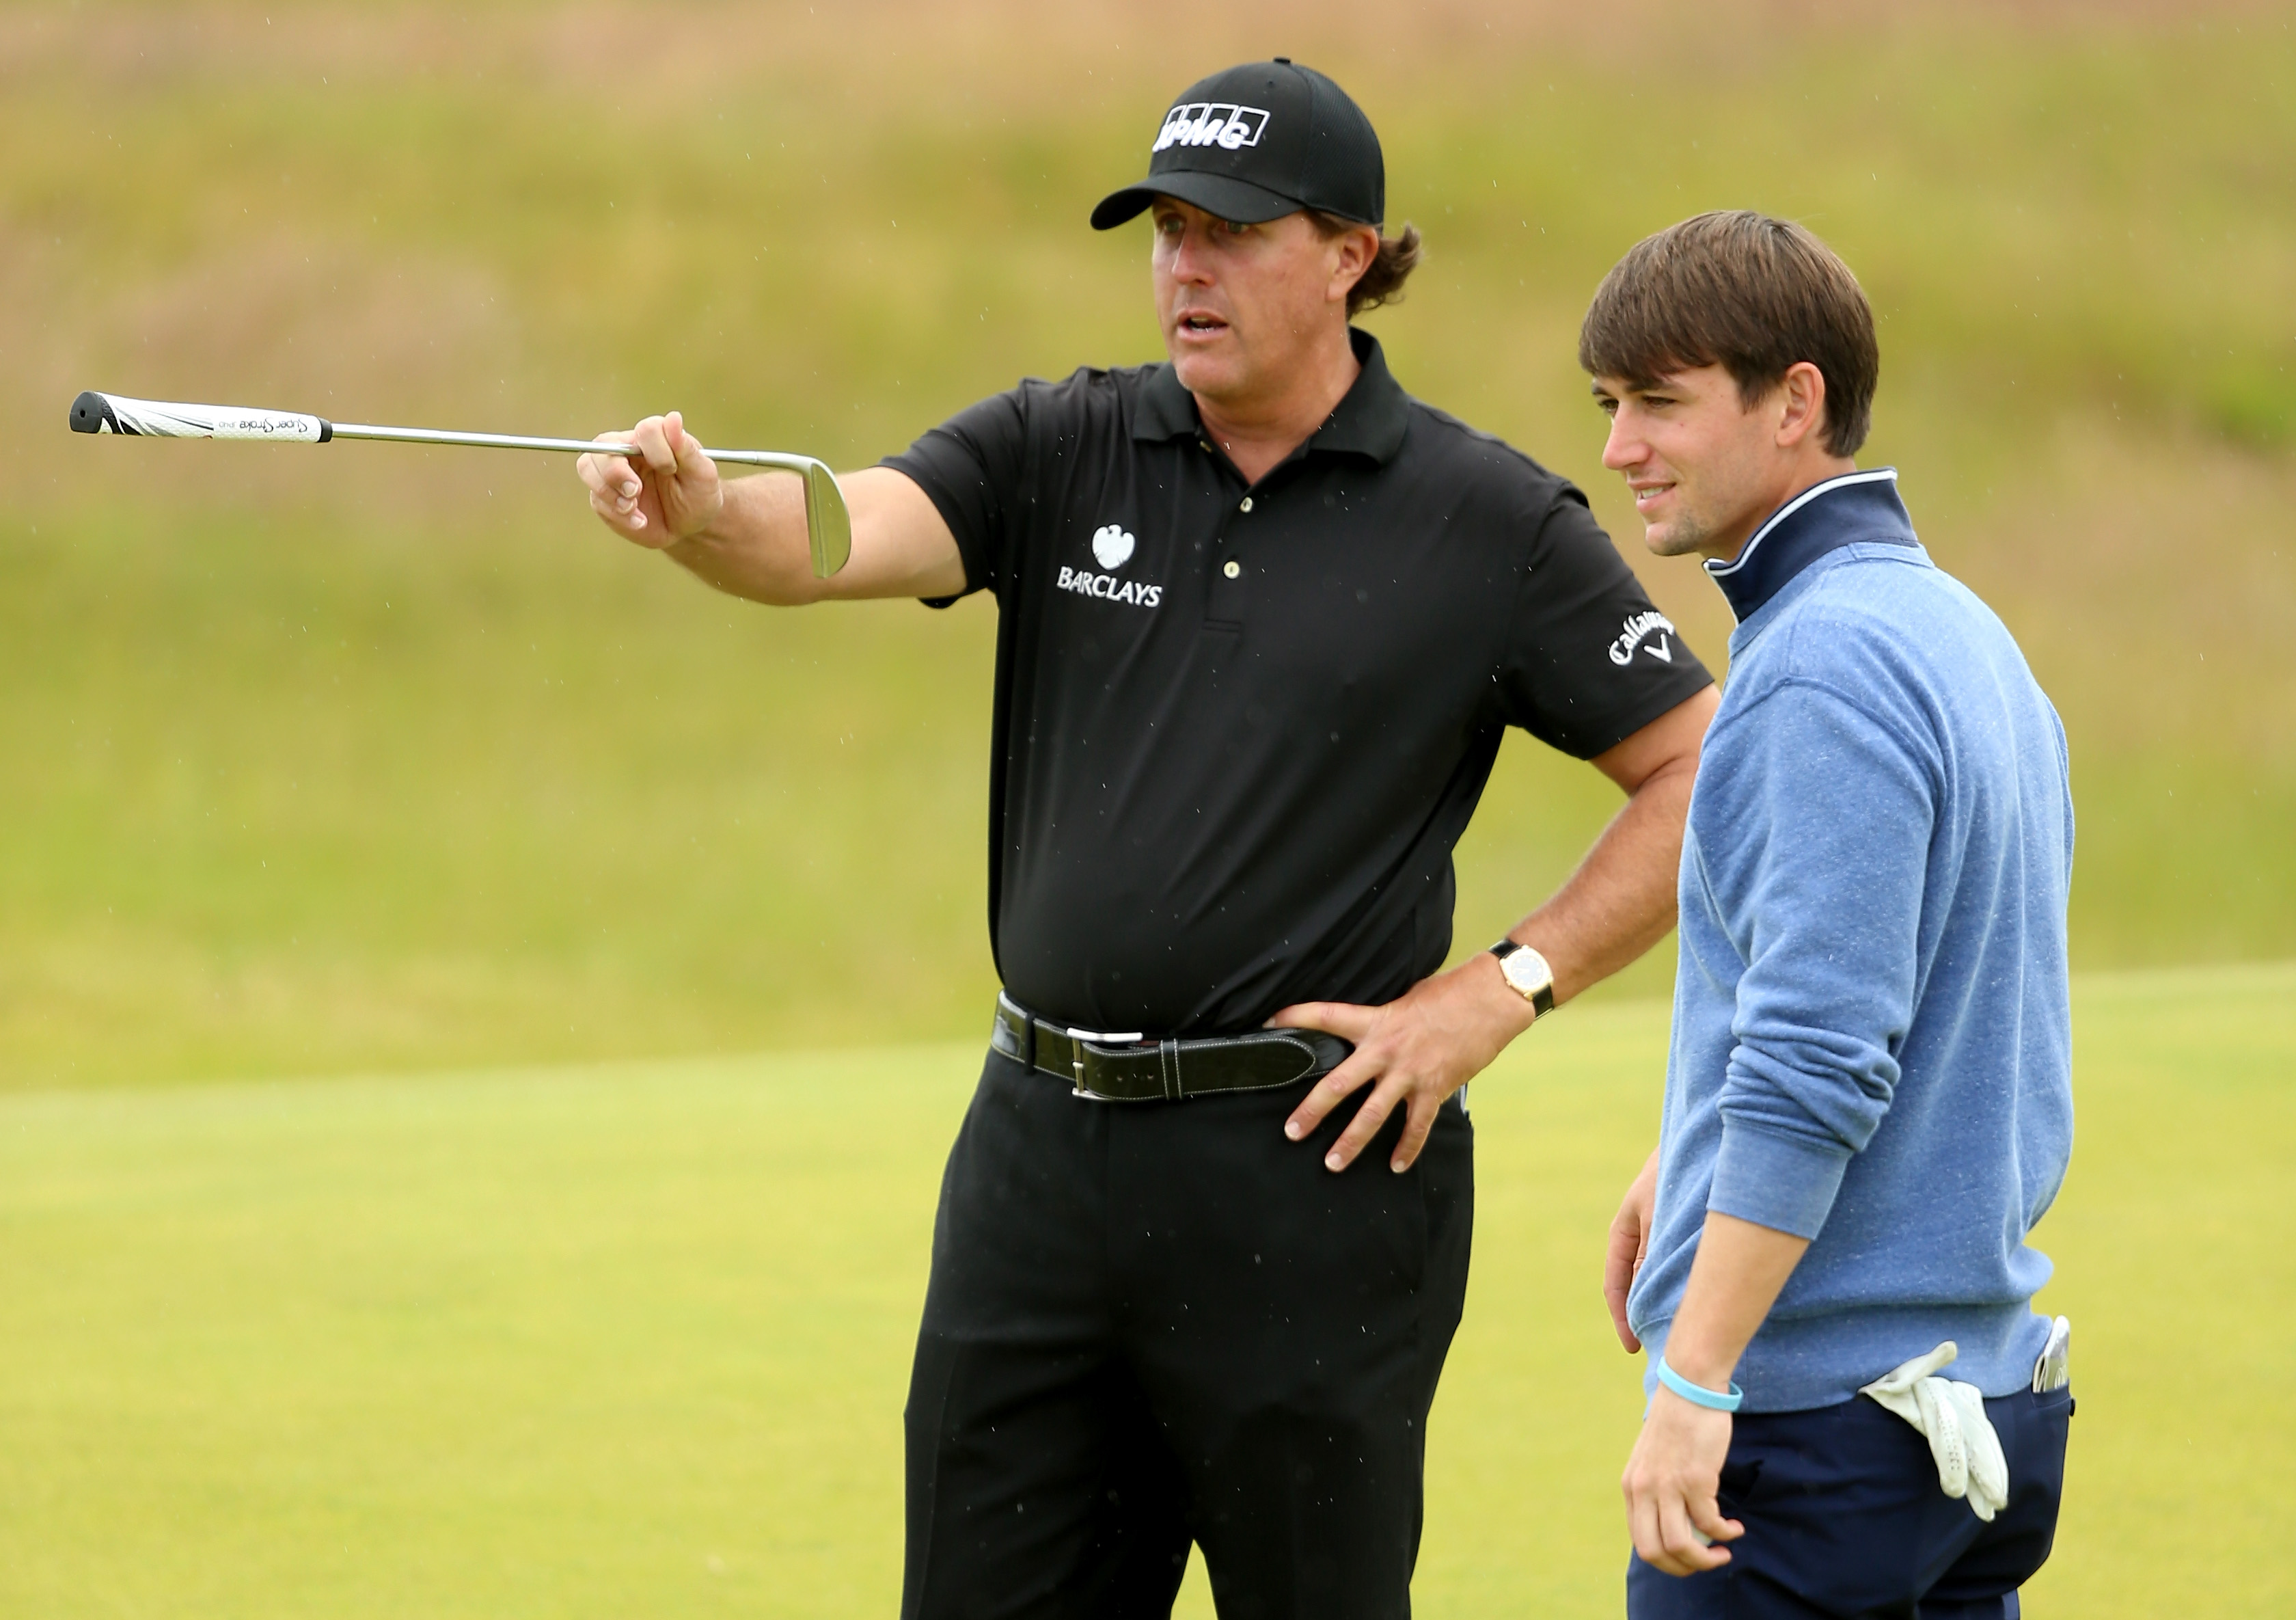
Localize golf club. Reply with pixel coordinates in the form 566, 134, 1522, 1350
68, 389, 852, 578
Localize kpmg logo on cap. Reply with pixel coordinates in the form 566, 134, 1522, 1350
1152, 103, 1272, 155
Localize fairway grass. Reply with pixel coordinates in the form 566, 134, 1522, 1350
4, 968, 2291, 1617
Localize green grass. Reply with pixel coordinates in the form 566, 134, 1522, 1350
3, 3, 2296, 1084
4, 965, 2290, 1617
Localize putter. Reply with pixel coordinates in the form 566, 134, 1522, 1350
68, 390, 853, 578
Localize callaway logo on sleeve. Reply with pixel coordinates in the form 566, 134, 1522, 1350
1609, 610, 1678, 665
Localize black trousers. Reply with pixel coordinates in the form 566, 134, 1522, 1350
901, 1049, 1475, 1620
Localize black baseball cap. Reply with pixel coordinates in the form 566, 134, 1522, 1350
1090, 59, 1385, 231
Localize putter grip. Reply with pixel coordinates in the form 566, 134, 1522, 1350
69, 390, 331, 442
68, 391, 117, 434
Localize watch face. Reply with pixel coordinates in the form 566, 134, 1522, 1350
1502, 948, 1552, 997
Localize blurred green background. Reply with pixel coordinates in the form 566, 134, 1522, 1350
4, 7, 2294, 1618
2, 0, 2292, 1088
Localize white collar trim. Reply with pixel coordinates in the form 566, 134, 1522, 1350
1706, 467, 1900, 578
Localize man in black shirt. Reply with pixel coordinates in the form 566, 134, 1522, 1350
579, 58, 1715, 1620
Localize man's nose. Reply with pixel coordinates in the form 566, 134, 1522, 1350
1600, 413, 1642, 473
1166, 227, 1216, 285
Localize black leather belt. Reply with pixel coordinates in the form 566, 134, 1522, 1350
992, 993, 1353, 1103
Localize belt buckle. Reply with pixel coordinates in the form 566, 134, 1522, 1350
1065, 1024, 1143, 1101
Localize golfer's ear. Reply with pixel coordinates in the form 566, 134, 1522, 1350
1777, 362, 1829, 448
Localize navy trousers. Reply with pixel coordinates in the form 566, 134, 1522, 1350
1628, 1383, 2073, 1619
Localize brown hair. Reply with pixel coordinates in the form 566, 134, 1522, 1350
1309, 211, 1423, 318
1578, 211, 1879, 457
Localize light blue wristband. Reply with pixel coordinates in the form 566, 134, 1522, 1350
1655, 1355, 1745, 1413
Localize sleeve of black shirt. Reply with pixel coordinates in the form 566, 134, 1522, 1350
880, 385, 1032, 607
1499, 485, 1715, 758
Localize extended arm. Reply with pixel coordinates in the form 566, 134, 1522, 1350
576, 411, 967, 603
1622, 1213, 1810, 1576
1271, 683, 1719, 1172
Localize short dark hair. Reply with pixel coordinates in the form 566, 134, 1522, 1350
1578, 211, 1879, 456
1309, 211, 1423, 318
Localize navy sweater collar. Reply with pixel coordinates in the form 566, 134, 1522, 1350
1706, 469, 1914, 622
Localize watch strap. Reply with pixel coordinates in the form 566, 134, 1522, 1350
1488, 939, 1557, 1019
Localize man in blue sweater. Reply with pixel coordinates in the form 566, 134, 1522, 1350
1581, 212, 2077, 1618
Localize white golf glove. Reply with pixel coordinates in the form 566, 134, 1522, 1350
1859, 1342, 2010, 1522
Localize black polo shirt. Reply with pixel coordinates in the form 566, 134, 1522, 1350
886, 329, 1712, 1037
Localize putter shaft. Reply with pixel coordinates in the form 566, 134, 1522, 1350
69, 389, 852, 576
331, 421, 821, 473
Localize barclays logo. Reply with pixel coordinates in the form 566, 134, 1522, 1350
1056, 522, 1160, 608
1091, 523, 1136, 571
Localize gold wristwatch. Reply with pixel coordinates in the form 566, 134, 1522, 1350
1488, 939, 1557, 1020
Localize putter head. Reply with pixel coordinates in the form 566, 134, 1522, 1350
802, 459, 853, 578
711, 449, 851, 578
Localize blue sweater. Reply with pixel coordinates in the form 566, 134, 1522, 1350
1628, 470, 2075, 1412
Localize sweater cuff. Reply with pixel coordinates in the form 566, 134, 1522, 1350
1708, 1121, 1853, 1241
